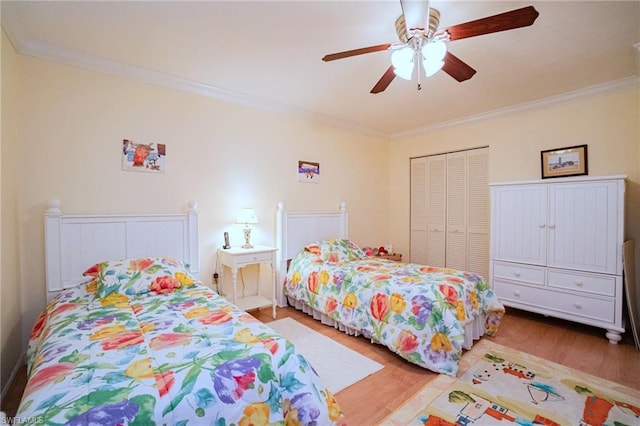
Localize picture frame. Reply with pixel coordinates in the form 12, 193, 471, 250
540, 144, 588, 179
298, 160, 320, 183
122, 139, 166, 173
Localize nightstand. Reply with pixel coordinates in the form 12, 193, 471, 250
375, 253, 402, 262
217, 245, 277, 318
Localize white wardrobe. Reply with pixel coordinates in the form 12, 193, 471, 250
410, 147, 489, 279
490, 175, 626, 343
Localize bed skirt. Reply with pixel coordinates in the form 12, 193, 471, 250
286, 296, 486, 350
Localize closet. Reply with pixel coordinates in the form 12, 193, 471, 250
410, 147, 489, 279
490, 175, 625, 343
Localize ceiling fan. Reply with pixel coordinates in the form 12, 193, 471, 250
322, 1, 539, 94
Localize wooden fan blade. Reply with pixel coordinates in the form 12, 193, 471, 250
443, 6, 539, 41
322, 43, 392, 62
400, 0, 429, 31
442, 52, 476, 82
370, 66, 396, 94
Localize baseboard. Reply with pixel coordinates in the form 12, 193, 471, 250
0, 352, 26, 405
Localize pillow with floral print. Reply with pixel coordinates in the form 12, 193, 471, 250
304, 239, 367, 263
83, 257, 201, 298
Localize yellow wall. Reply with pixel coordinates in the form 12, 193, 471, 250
389, 87, 640, 263
1, 29, 23, 395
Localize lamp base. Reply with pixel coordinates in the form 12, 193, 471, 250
242, 227, 253, 249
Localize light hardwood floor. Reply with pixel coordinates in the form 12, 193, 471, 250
3, 306, 639, 424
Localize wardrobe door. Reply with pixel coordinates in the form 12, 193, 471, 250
466, 148, 489, 279
547, 180, 619, 274
410, 158, 428, 264
445, 152, 467, 271
491, 184, 547, 266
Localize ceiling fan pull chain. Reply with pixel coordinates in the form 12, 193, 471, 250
417, 50, 422, 91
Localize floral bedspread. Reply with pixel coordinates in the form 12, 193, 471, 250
284, 243, 505, 376
18, 283, 343, 425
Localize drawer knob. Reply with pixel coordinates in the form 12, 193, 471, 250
514, 271, 521, 277
539, 224, 546, 228
574, 302, 582, 309
574, 281, 583, 287
513, 291, 521, 297
548, 224, 556, 229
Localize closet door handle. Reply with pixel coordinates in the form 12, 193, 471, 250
548, 224, 556, 229
539, 224, 546, 228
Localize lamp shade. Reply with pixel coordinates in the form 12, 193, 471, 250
391, 47, 414, 80
236, 208, 259, 225
422, 40, 446, 77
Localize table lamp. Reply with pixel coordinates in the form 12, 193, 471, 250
236, 208, 259, 248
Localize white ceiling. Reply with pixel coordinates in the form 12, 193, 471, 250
2, 1, 639, 138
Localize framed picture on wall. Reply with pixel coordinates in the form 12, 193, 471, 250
122, 139, 166, 173
541, 144, 588, 179
298, 160, 320, 183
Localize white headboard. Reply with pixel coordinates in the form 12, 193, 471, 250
275, 201, 348, 305
44, 199, 199, 301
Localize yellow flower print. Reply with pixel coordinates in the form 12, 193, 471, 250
90, 324, 126, 341
140, 322, 156, 334
235, 328, 260, 344
456, 301, 466, 321
470, 291, 479, 310
401, 276, 422, 283
100, 293, 130, 309
239, 402, 270, 426
291, 271, 302, 286
325, 390, 342, 421
390, 293, 406, 314
185, 306, 209, 319
320, 270, 330, 285
431, 332, 453, 352
174, 271, 194, 287
124, 358, 154, 380
343, 293, 358, 309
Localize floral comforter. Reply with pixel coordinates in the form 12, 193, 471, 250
283, 240, 505, 376
18, 283, 343, 425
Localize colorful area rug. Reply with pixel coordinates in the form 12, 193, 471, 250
267, 317, 383, 393
382, 339, 640, 425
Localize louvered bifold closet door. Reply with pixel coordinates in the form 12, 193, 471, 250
410, 158, 428, 264
466, 148, 489, 279
426, 155, 446, 267
445, 152, 467, 271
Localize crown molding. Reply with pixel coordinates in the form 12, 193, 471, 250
391, 76, 640, 140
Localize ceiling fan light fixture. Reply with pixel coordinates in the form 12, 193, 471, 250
391, 46, 414, 80
421, 40, 446, 77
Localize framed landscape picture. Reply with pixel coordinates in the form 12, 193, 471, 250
541, 144, 588, 179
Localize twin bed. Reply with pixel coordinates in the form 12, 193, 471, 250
17, 200, 504, 424
17, 201, 342, 425
276, 203, 505, 376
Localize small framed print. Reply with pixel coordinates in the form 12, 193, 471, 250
122, 139, 166, 173
541, 144, 588, 179
298, 160, 320, 183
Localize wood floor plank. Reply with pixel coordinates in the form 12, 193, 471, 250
2, 306, 639, 425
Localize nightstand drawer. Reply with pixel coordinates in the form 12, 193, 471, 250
233, 251, 274, 266
493, 262, 545, 286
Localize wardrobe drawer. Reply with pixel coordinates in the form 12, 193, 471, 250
547, 270, 616, 297
494, 280, 615, 324
493, 262, 545, 286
